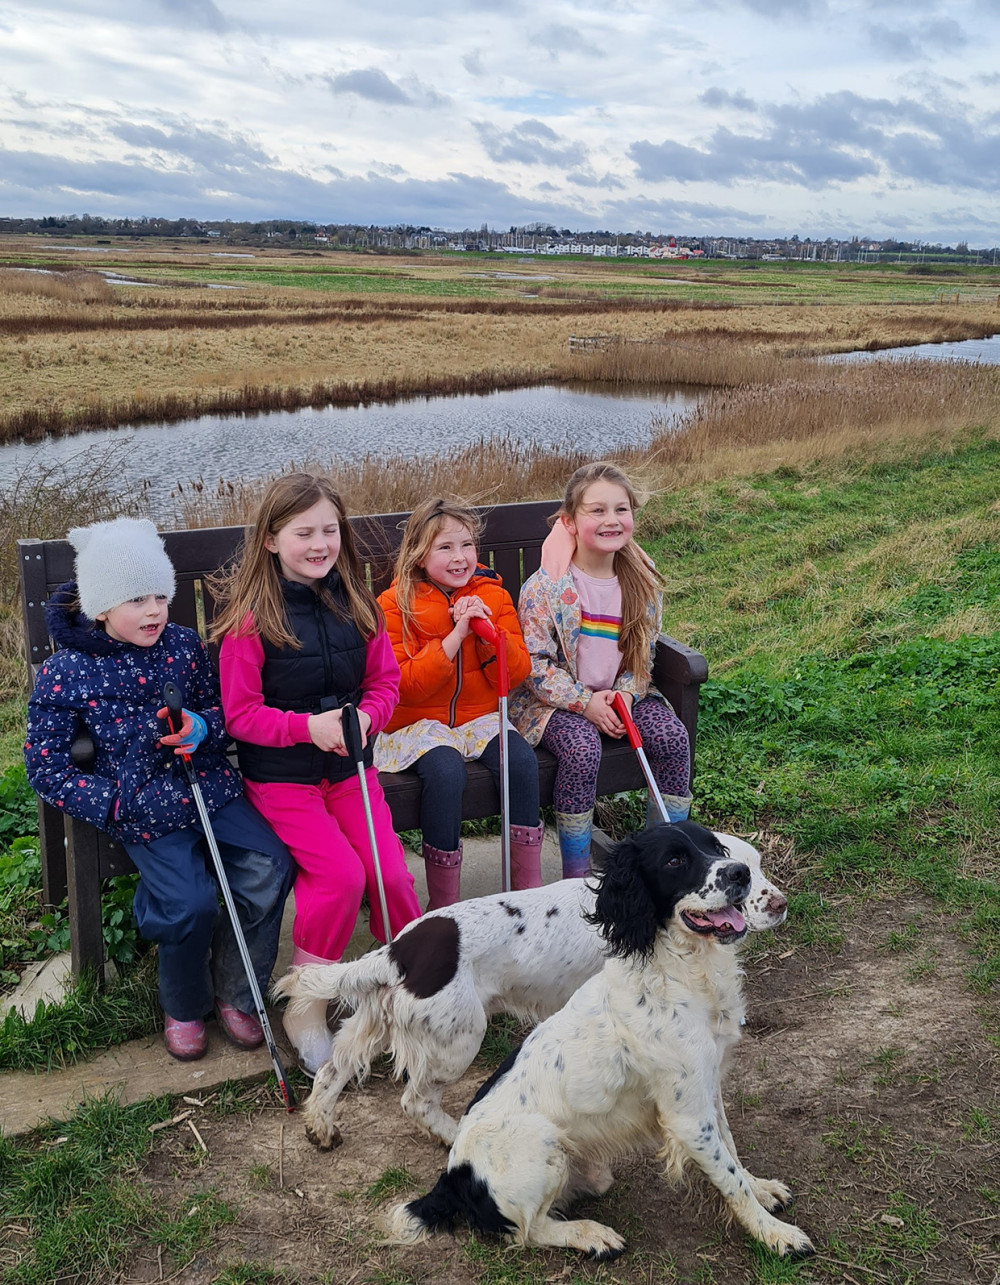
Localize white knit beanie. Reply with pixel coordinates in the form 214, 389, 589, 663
69, 518, 176, 621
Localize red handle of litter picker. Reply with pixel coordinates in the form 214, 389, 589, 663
612, 692, 643, 751
470, 616, 509, 697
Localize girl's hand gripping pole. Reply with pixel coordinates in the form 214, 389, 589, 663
470, 617, 512, 891
163, 682, 297, 1111
611, 692, 671, 826
341, 703, 393, 945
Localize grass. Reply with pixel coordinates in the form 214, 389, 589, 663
0, 1091, 240, 1285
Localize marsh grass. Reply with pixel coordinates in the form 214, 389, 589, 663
2, 238, 998, 444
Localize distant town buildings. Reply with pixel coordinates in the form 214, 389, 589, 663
0, 215, 994, 264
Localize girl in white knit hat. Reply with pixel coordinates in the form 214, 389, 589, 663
24, 517, 293, 1062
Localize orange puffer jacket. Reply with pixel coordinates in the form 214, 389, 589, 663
378, 566, 531, 732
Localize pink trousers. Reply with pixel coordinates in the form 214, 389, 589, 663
244, 769, 421, 961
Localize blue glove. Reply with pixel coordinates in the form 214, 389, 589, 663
157, 707, 208, 756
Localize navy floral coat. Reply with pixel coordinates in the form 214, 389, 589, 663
24, 583, 241, 845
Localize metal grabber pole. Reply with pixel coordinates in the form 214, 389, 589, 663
163, 682, 296, 1111
341, 703, 393, 945
470, 617, 511, 892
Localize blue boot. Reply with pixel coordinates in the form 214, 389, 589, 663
555, 810, 593, 879
646, 792, 693, 827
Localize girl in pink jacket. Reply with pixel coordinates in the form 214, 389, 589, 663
212, 473, 420, 1074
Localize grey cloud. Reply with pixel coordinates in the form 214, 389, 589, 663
566, 170, 626, 190
327, 69, 411, 105
735, 0, 827, 17
475, 118, 588, 168
533, 23, 606, 60
109, 122, 275, 172
0, 143, 576, 229
630, 89, 1000, 192
701, 87, 757, 111
867, 25, 923, 61
154, 0, 231, 32
868, 16, 968, 61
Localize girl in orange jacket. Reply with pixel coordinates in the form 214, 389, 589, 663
376, 497, 542, 907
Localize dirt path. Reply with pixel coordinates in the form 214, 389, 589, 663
126, 895, 999, 1284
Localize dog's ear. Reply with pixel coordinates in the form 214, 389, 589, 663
587, 833, 659, 959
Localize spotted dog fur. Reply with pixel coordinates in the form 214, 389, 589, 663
386, 823, 813, 1261
274, 823, 786, 1152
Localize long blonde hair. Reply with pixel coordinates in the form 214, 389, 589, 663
392, 496, 484, 654
209, 472, 381, 648
559, 461, 664, 680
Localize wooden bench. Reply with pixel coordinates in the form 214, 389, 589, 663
18, 499, 708, 979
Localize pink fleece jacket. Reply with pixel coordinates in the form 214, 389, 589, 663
219, 625, 401, 747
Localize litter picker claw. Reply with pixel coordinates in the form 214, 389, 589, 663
163, 681, 296, 1111
470, 616, 512, 892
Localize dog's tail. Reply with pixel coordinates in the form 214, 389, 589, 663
271, 948, 397, 1012
385, 1162, 515, 1245
272, 950, 399, 1083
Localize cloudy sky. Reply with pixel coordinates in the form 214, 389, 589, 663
2, 0, 998, 242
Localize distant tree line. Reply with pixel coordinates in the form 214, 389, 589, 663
0, 215, 996, 263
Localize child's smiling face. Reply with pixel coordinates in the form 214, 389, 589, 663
266, 497, 342, 585
98, 595, 169, 646
421, 519, 478, 593
566, 480, 635, 564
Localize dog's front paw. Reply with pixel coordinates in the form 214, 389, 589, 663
766, 1221, 814, 1258
305, 1122, 343, 1151
576, 1220, 626, 1261
751, 1177, 793, 1212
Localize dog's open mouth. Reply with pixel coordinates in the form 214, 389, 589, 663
682, 905, 748, 942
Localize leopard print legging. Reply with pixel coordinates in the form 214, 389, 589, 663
539, 697, 690, 814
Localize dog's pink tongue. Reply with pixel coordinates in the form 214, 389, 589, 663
707, 906, 747, 933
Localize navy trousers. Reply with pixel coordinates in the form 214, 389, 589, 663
411, 731, 540, 851
125, 796, 294, 1022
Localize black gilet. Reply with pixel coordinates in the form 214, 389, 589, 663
235, 571, 373, 785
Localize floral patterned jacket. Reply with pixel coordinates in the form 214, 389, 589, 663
509, 563, 665, 747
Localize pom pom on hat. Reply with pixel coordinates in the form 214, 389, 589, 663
69, 518, 176, 621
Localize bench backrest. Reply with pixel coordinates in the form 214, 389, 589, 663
18, 499, 560, 681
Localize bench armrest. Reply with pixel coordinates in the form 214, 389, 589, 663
652, 633, 708, 791
652, 633, 709, 691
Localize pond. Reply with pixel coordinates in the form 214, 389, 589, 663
829, 333, 1000, 365
0, 382, 701, 521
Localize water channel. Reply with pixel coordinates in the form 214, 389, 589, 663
2, 333, 997, 522
0, 383, 701, 522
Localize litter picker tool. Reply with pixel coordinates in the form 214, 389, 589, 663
470, 616, 511, 892
612, 692, 671, 826
341, 702, 393, 945
163, 681, 296, 1111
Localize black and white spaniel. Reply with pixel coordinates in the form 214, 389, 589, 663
386, 822, 813, 1260
274, 823, 788, 1155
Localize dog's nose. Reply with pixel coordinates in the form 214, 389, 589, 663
721, 861, 751, 896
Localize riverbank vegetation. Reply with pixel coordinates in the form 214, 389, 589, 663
0, 236, 997, 442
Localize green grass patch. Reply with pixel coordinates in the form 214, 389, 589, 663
0, 1092, 241, 1285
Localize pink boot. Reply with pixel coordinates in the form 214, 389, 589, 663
215, 1001, 264, 1050
423, 842, 462, 911
163, 1014, 207, 1062
510, 822, 544, 890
